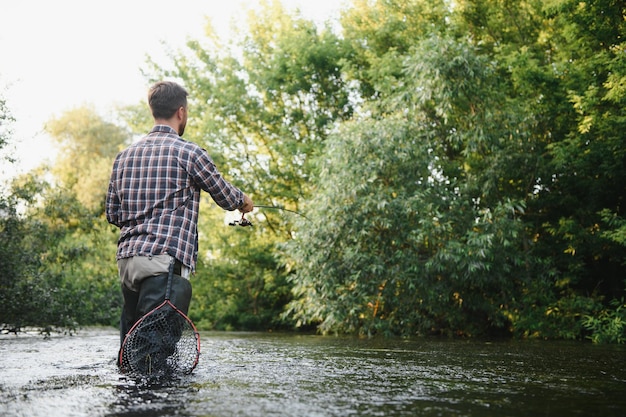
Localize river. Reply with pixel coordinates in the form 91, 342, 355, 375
1, 327, 625, 416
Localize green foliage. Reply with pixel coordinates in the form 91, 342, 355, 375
45, 105, 130, 211
1, 103, 125, 332
513, 287, 600, 340
2, 0, 625, 342
285, 0, 626, 340
583, 298, 626, 344
1, 174, 119, 332
340, 0, 451, 99
286, 32, 539, 337
115, 102, 154, 137
525, 0, 626, 313
158, 1, 353, 204
187, 197, 292, 331
0, 88, 15, 165
0, 95, 71, 332
285, 115, 428, 335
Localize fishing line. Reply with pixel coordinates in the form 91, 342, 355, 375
254, 205, 308, 219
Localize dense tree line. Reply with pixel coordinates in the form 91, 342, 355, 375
1, 0, 625, 342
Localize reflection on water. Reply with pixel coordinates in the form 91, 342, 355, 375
1, 328, 625, 417
109, 377, 198, 417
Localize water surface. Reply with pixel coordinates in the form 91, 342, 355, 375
1, 328, 624, 416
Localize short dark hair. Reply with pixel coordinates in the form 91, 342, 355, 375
148, 81, 188, 119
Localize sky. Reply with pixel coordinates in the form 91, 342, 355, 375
0, 0, 344, 180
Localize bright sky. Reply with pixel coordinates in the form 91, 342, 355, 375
0, 0, 343, 180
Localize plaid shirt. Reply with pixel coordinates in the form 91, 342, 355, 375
106, 125, 244, 270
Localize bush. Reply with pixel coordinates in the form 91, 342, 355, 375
583, 299, 626, 344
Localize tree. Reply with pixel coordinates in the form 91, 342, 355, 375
1, 106, 132, 331
286, 35, 533, 337
45, 105, 129, 211
40, 106, 131, 326
6, 0, 620, 340
0, 94, 104, 331
339, 0, 451, 102
0, 91, 62, 332
0, 86, 15, 167
451, 0, 626, 340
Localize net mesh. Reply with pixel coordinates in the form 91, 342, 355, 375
120, 302, 200, 376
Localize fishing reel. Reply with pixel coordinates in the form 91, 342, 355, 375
228, 213, 253, 227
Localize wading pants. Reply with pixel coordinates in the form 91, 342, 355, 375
118, 255, 192, 349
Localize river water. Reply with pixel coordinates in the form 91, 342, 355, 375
1, 327, 625, 417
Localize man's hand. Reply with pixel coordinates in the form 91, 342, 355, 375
239, 194, 254, 213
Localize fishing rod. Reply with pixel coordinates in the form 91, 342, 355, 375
255, 205, 307, 218
228, 204, 308, 227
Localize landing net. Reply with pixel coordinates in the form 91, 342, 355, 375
119, 301, 200, 376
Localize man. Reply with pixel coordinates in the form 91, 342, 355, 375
106, 80, 253, 354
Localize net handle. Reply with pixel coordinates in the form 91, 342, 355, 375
165, 257, 175, 301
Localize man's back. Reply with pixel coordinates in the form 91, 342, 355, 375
106, 124, 244, 269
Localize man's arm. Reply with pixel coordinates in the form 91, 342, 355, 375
105, 180, 121, 227
105, 157, 122, 227
189, 147, 253, 212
